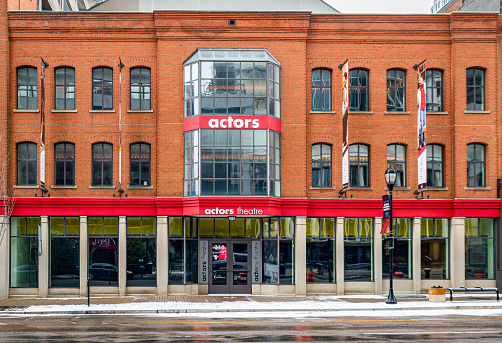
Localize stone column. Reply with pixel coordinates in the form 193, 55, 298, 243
450, 217, 466, 288
157, 216, 168, 296
412, 217, 422, 294
0, 216, 9, 299
79, 216, 88, 297
295, 216, 306, 296
336, 217, 345, 295
374, 217, 383, 295
118, 216, 127, 296
39, 216, 49, 298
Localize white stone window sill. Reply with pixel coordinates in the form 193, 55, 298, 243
349, 186, 373, 190
51, 185, 78, 189
127, 109, 154, 113
427, 111, 448, 115
464, 110, 490, 114
427, 187, 448, 191
89, 185, 116, 189
13, 109, 39, 113
385, 187, 412, 191
13, 185, 38, 189
127, 185, 154, 189
349, 111, 373, 115
464, 187, 491, 191
89, 109, 116, 113
51, 109, 78, 113
310, 110, 336, 114
310, 186, 336, 190
384, 111, 411, 115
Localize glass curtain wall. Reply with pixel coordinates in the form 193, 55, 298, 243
344, 218, 373, 281
10, 217, 40, 288
382, 218, 412, 279
421, 218, 449, 280
126, 217, 156, 287
306, 218, 335, 283
185, 129, 281, 197
465, 218, 495, 280
88, 217, 119, 286
50, 217, 79, 288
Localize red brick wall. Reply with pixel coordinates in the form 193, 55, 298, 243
7, 0, 36, 11
6, 11, 501, 201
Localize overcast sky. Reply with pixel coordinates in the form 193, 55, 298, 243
326, 0, 433, 14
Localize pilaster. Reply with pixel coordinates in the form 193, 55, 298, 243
336, 217, 344, 295
38, 216, 49, 297
118, 216, 127, 296
157, 216, 168, 296
295, 216, 306, 296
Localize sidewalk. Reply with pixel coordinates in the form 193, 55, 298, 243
1, 294, 501, 315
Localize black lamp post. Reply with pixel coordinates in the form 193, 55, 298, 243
385, 168, 398, 304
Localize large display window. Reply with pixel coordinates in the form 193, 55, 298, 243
465, 218, 494, 280
382, 218, 412, 279
306, 218, 335, 283
126, 217, 156, 287
88, 217, 119, 287
344, 218, 373, 282
10, 217, 40, 288
421, 218, 449, 280
50, 217, 79, 288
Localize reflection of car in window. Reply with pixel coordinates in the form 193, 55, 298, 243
88, 263, 134, 280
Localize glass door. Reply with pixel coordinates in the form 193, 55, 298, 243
209, 241, 251, 294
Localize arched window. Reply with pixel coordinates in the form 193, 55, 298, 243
312, 69, 331, 111
130, 67, 151, 110
17, 142, 37, 185
17, 67, 37, 110
387, 69, 406, 112
466, 68, 485, 111
92, 143, 113, 186
349, 69, 368, 112
130, 143, 151, 186
92, 67, 113, 110
312, 143, 331, 187
467, 143, 485, 187
426, 69, 443, 112
55, 67, 75, 110
427, 144, 443, 187
350, 144, 369, 187
55, 142, 75, 186
387, 144, 406, 187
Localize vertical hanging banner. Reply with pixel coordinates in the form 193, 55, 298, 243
381, 194, 391, 234
416, 61, 427, 189
118, 58, 125, 191
40, 58, 49, 190
341, 59, 350, 190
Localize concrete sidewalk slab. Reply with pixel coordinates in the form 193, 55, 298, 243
0, 295, 501, 315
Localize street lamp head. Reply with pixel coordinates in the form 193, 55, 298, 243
385, 168, 397, 190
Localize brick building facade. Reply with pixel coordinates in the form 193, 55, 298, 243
0, 6, 501, 298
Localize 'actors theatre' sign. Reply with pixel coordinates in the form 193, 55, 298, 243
204, 207, 265, 215
183, 115, 281, 132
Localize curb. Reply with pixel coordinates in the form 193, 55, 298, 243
2, 304, 502, 315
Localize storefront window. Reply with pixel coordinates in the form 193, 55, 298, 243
127, 217, 156, 287
263, 217, 294, 285
421, 218, 449, 280
306, 218, 335, 283
382, 218, 412, 279
344, 218, 373, 281
50, 217, 79, 288
88, 217, 119, 287
10, 217, 40, 288
168, 217, 184, 285
465, 218, 494, 280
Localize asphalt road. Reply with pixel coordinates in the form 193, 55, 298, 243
0, 314, 502, 342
